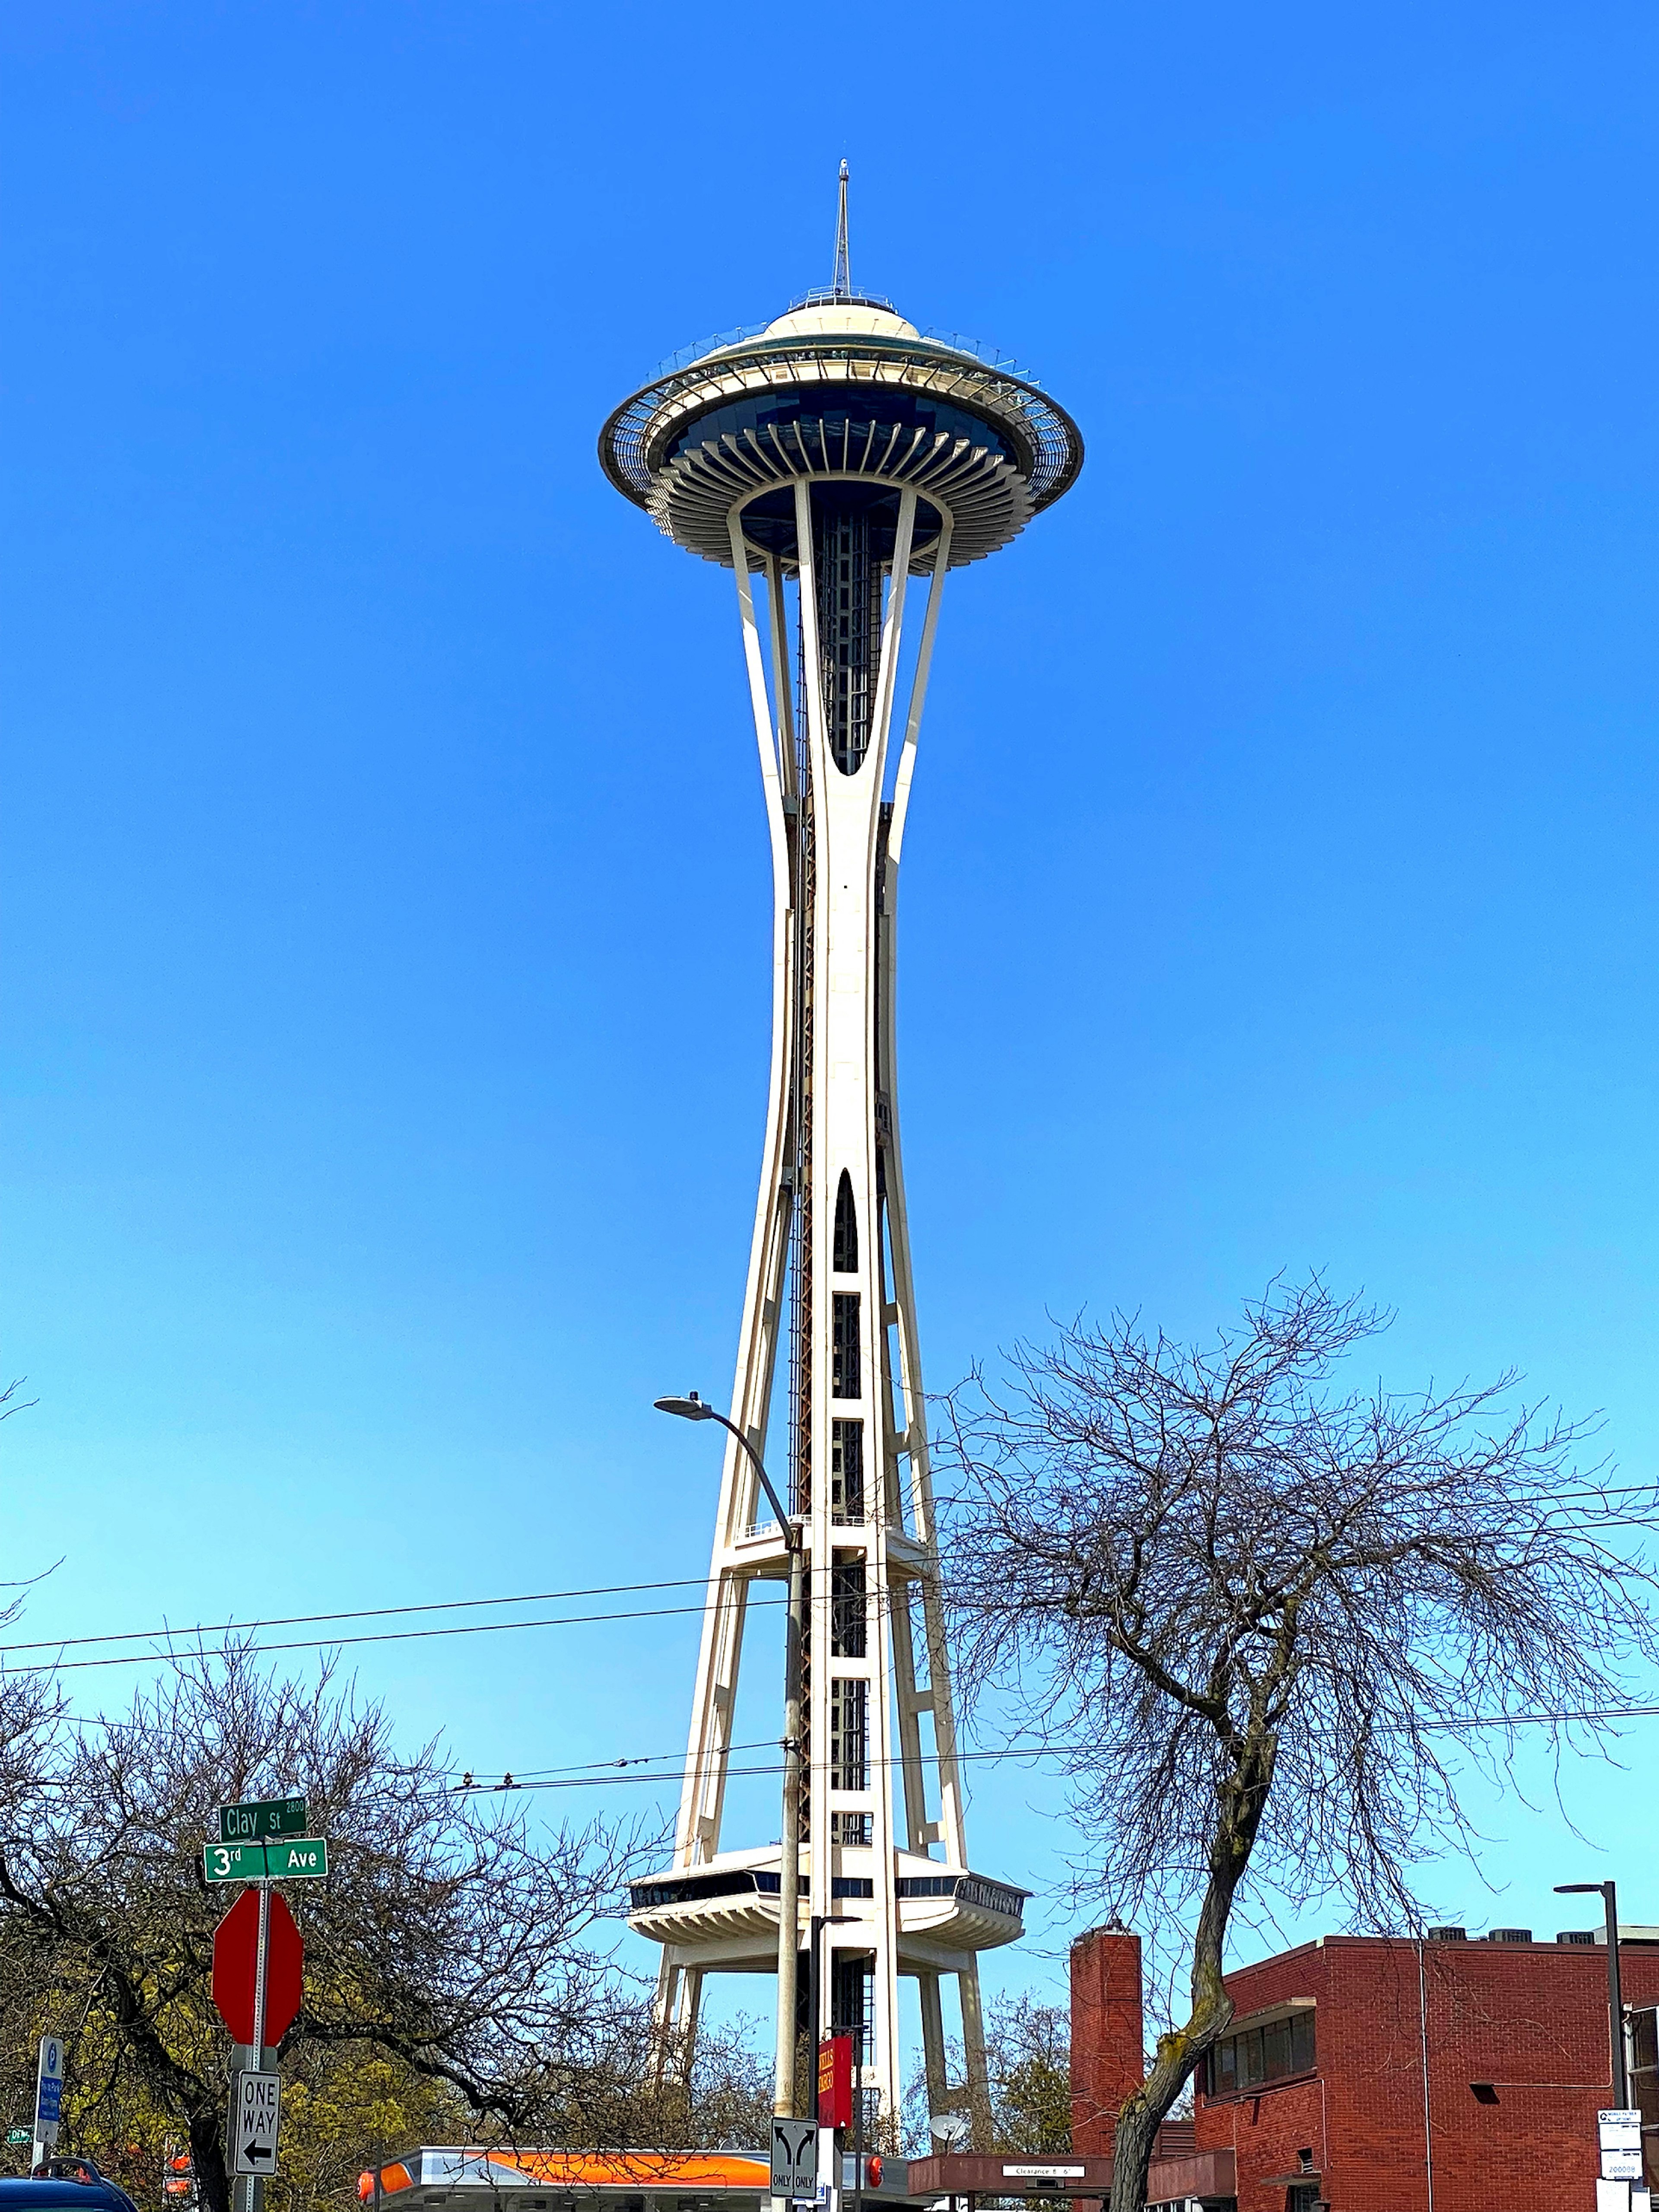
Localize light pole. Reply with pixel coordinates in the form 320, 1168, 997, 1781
1557, 1879, 1629, 2107
656, 1392, 805, 2118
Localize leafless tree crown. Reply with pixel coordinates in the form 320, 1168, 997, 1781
942, 1278, 1659, 2210
945, 1276, 1657, 1930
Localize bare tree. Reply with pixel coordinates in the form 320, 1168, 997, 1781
941, 1277, 1659, 2212
0, 1643, 654, 2212
903, 1993, 1071, 2157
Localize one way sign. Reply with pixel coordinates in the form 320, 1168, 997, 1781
231, 2071, 282, 2177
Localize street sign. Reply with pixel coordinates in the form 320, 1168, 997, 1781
6, 2129, 30, 2146
35, 2037, 63, 2145
770, 2120, 817, 2202
212, 1888, 304, 2046
1602, 2110, 1644, 2182
204, 1844, 268, 1885
219, 1799, 307, 1845
230, 2072, 281, 2178
263, 1837, 327, 1882
204, 1837, 327, 1884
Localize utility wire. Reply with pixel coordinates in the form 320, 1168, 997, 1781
0, 1575, 714, 1656
21, 1596, 791, 1673
450, 1700, 1659, 1798
3, 1487, 1656, 1674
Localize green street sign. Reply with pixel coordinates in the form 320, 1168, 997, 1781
264, 1837, 327, 1881
204, 1837, 328, 1884
219, 1797, 307, 1845
6, 2129, 31, 2145
204, 1842, 268, 1884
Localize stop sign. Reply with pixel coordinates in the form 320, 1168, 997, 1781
212, 1886, 304, 2046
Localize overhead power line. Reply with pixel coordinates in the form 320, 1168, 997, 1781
0, 1575, 714, 1656
449, 1697, 1659, 1798
2, 1481, 1655, 1675
22, 1595, 791, 1673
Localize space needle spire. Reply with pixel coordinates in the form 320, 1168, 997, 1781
600, 181, 1082, 2146
833, 158, 852, 299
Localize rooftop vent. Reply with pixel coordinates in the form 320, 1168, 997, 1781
1557, 1930, 1597, 1946
1488, 1928, 1532, 1944
1428, 1926, 1467, 1942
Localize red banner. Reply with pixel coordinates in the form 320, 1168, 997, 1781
817, 2036, 853, 2130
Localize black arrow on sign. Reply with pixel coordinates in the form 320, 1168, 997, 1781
243, 2144, 274, 2167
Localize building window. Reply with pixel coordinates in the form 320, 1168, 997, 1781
833, 1293, 861, 1398
833, 1558, 868, 1657
1207, 2009, 1315, 2096
831, 1420, 865, 1522
831, 1812, 873, 1846
834, 1171, 858, 1273
830, 1678, 869, 1790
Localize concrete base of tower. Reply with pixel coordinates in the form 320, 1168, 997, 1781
627, 1845, 1027, 1972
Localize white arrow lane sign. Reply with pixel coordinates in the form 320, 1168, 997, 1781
231, 2072, 281, 2178
770, 2120, 817, 2203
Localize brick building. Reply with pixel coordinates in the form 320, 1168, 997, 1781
1071, 1919, 1659, 2211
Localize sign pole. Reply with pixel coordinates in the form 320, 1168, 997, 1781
245, 1882, 271, 2212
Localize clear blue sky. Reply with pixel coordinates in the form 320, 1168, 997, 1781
4, 2, 1659, 2037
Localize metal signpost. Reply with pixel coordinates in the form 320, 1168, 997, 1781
33, 2035, 63, 2172
211, 1799, 318, 2212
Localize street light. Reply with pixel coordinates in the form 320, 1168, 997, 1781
1557, 1879, 1629, 2107
656, 1392, 806, 2120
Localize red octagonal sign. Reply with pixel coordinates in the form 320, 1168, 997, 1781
212, 1886, 304, 2047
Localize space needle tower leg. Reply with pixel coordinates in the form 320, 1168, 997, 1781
646, 525, 801, 2079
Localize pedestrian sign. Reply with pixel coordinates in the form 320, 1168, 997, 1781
231, 2072, 281, 2177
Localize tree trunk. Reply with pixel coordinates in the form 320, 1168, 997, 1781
188, 2104, 231, 2212
1108, 1741, 1274, 2211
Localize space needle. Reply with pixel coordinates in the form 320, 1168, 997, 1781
599, 169, 1082, 2142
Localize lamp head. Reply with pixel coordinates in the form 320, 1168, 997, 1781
655, 1392, 716, 1422
1554, 1882, 1611, 1895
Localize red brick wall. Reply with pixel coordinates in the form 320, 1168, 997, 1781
1068, 1927, 1145, 2155
1189, 1935, 1659, 2212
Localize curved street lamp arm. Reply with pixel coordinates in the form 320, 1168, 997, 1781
702, 1409, 796, 1543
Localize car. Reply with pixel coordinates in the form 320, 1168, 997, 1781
0, 2158, 140, 2212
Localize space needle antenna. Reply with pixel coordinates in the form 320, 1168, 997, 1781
832, 158, 851, 298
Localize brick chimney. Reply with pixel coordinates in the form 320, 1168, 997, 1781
1069, 1924, 1145, 2155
